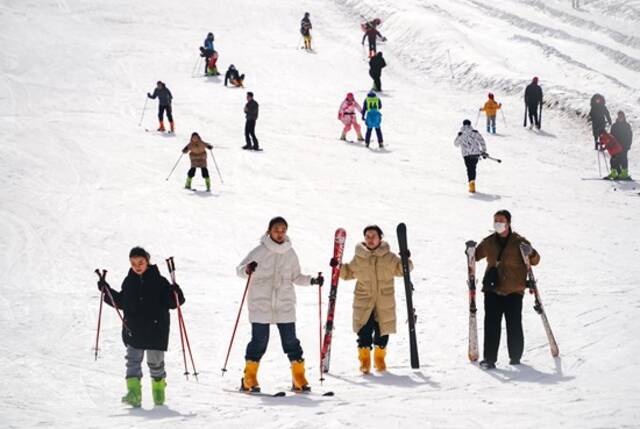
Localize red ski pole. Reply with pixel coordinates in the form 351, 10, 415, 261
94, 288, 105, 361
221, 271, 253, 376
94, 269, 131, 336
318, 272, 324, 384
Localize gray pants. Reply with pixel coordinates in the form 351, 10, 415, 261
486, 115, 496, 133
125, 345, 166, 379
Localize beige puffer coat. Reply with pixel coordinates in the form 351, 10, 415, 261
340, 241, 412, 336
182, 139, 212, 169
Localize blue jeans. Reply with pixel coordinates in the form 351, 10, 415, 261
486, 115, 496, 133
245, 323, 304, 362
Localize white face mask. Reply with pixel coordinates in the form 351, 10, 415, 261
494, 222, 507, 234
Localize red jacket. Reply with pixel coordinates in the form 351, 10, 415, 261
599, 132, 623, 156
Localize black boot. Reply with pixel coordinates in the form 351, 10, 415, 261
479, 360, 496, 370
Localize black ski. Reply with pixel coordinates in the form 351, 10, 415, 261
223, 388, 286, 397
396, 223, 420, 369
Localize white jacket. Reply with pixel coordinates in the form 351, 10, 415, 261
454, 125, 487, 157
236, 235, 312, 324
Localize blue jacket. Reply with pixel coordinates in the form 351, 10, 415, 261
204, 37, 214, 51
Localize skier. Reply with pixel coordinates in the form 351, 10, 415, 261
199, 32, 215, 75
236, 217, 324, 392
610, 111, 633, 180
243, 91, 260, 150
224, 65, 245, 87
369, 51, 386, 92
96, 247, 185, 407
361, 20, 385, 58
338, 92, 364, 142
479, 93, 502, 134
147, 81, 174, 133
589, 94, 612, 150
333, 225, 412, 374
182, 132, 214, 191
300, 12, 313, 50
205, 50, 220, 76
524, 77, 543, 130
362, 91, 384, 149
454, 119, 488, 193
598, 132, 625, 180
475, 210, 540, 370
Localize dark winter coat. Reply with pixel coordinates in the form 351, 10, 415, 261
475, 231, 540, 296
245, 99, 259, 121
524, 83, 543, 107
589, 104, 612, 136
225, 68, 242, 86
148, 86, 173, 106
362, 28, 382, 44
105, 265, 185, 351
369, 53, 386, 77
611, 121, 633, 151
300, 17, 312, 36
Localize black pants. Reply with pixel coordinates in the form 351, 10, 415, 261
620, 149, 629, 170
369, 70, 381, 91
464, 155, 480, 182
368, 39, 377, 54
158, 105, 173, 122
365, 127, 383, 146
483, 292, 524, 363
245, 323, 303, 362
526, 103, 539, 127
244, 119, 259, 148
187, 167, 209, 178
357, 312, 389, 349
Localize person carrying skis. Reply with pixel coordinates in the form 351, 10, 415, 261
236, 217, 324, 392
369, 51, 386, 92
96, 247, 185, 407
243, 91, 260, 150
224, 65, 245, 87
199, 32, 215, 75
362, 20, 385, 58
338, 92, 364, 142
480, 93, 502, 134
333, 225, 412, 374
182, 132, 213, 191
589, 93, 612, 150
610, 110, 633, 180
147, 81, 174, 133
300, 12, 313, 50
362, 91, 384, 148
524, 77, 543, 130
475, 210, 540, 370
454, 119, 488, 193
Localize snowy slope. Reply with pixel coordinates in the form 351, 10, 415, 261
1, 0, 639, 428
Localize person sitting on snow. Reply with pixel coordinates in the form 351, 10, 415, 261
224, 65, 245, 87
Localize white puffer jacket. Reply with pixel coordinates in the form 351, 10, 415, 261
454, 125, 487, 157
236, 235, 312, 324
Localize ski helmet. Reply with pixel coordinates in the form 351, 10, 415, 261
463, 119, 472, 126
367, 90, 376, 97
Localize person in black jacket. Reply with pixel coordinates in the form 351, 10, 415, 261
369, 52, 386, 92
97, 247, 185, 407
300, 12, 313, 50
610, 110, 633, 180
589, 94, 612, 150
224, 65, 245, 87
243, 92, 260, 150
524, 77, 543, 129
147, 81, 174, 133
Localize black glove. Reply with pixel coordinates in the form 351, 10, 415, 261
147, 92, 152, 98
170, 282, 181, 293
329, 258, 339, 267
246, 261, 258, 275
311, 274, 324, 287
481, 152, 488, 159
400, 250, 411, 258
97, 280, 109, 292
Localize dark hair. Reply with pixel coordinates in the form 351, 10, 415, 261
494, 209, 512, 223
156, 80, 163, 86
191, 132, 200, 139
363, 225, 383, 238
268, 216, 288, 230
462, 119, 471, 126
247, 91, 254, 97
129, 246, 150, 261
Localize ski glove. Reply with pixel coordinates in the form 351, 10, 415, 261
329, 258, 339, 268
147, 92, 152, 98
97, 280, 110, 292
246, 261, 258, 275
310, 274, 324, 287
481, 152, 488, 159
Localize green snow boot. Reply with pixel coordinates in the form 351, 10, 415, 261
605, 169, 619, 180
151, 378, 167, 406
618, 168, 631, 180
185, 177, 192, 189
122, 377, 142, 407
205, 177, 211, 192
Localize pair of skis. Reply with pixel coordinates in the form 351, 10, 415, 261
464, 241, 559, 362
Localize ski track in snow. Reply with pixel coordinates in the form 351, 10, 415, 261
1, 0, 639, 428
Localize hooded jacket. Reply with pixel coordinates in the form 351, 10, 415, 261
454, 125, 487, 157
182, 139, 213, 168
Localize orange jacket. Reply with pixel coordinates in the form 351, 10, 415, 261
481, 99, 501, 117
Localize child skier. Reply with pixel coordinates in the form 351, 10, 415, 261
610, 111, 633, 180
96, 247, 185, 407
236, 217, 324, 392
300, 12, 313, 50
338, 92, 364, 141
224, 65, 245, 87
182, 132, 213, 191
334, 225, 412, 374
480, 93, 502, 134
598, 132, 625, 180
362, 91, 383, 149
454, 119, 488, 193
147, 81, 174, 133
361, 19, 385, 58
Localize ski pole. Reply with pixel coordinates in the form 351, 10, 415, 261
596, 148, 602, 177
523, 104, 528, 127
166, 152, 184, 181
484, 154, 502, 163
191, 56, 201, 77
446, 49, 454, 79
500, 109, 507, 128
317, 272, 324, 384
94, 287, 105, 361
94, 269, 132, 336
539, 102, 543, 128
222, 271, 254, 376
138, 97, 148, 127
475, 110, 481, 128
208, 148, 224, 184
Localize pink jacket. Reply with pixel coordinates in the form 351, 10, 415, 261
338, 100, 363, 124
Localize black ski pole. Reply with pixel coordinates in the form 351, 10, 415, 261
523, 103, 528, 127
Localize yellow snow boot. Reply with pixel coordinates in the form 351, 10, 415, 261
291, 360, 310, 392
358, 347, 371, 374
469, 180, 476, 193
241, 360, 260, 392
374, 346, 387, 372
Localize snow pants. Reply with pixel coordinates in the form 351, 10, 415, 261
464, 155, 480, 182
369, 70, 382, 91
158, 104, 173, 122
342, 115, 362, 135
483, 292, 524, 363
486, 115, 496, 134
365, 127, 383, 146
125, 345, 166, 379
245, 322, 304, 362
526, 103, 540, 128
357, 311, 389, 349
188, 167, 209, 178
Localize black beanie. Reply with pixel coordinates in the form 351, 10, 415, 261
463, 119, 471, 126
494, 209, 512, 223
268, 216, 288, 230
129, 246, 150, 261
